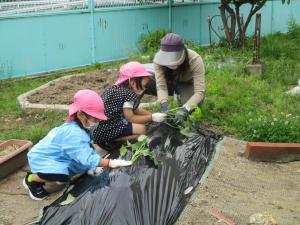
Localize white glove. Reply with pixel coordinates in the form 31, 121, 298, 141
87, 167, 104, 176
109, 159, 133, 168
152, 113, 167, 122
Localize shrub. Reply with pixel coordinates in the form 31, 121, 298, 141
287, 18, 300, 40
241, 113, 300, 143
139, 29, 170, 54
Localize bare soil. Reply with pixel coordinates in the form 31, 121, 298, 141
0, 145, 20, 158
176, 138, 300, 225
0, 165, 61, 225
0, 138, 299, 225
27, 69, 156, 105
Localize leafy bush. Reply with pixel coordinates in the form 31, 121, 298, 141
139, 29, 170, 54
261, 20, 300, 61
262, 58, 298, 86
241, 113, 300, 143
287, 18, 300, 39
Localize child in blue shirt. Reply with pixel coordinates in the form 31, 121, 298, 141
23, 89, 132, 200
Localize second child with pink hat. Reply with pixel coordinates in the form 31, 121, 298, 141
93, 61, 167, 150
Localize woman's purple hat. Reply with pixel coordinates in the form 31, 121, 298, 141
153, 33, 186, 66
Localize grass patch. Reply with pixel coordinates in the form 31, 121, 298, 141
140, 26, 300, 143
0, 63, 122, 144
1, 24, 300, 143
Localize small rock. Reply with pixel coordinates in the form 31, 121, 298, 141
248, 212, 277, 225
286, 79, 300, 95
213, 194, 218, 198
16, 117, 22, 122
184, 186, 193, 195
199, 199, 208, 205
238, 149, 245, 157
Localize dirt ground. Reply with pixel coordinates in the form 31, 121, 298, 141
0, 165, 61, 225
176, 137, 300, 225
0, 145, 20, 157
0, 138, 299, 225
26, 69, 156, 105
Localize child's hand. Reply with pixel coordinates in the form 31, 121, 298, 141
87, 167, 104, 176
109, 159, 133, 168
152, 113, 167, 122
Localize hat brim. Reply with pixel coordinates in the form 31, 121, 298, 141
153, 50, 185, 66
66, 105, 107, 122
85, 110, 107, 121
114, 72, 152, 86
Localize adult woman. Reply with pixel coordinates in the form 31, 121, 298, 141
145, 33, 205, 120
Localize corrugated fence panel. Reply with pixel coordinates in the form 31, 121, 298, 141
0, 16, 46, 78
172, 4, 201, 44
0, 12, 91, 79
0, 0, 300, 79
42, 13, 91, 70
94, 7, 168, 62
272, 0, 292, 33
198, 2, 220, 45
291, 0, 300, 23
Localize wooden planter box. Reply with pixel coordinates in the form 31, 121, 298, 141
0, 139, 33, 180
246, 142, 300, 162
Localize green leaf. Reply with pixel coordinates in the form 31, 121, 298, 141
180, 127, 193, 137
138, 134, 148, 142
119, 145, 128, 157
191, 107, 202, 121
59, 193, 75, 206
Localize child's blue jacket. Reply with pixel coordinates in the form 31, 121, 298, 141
28, 121, 100, 176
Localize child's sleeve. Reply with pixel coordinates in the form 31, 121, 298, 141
123, 89, 139, 110
123, 101, 134, 109
63, 134, 100, 171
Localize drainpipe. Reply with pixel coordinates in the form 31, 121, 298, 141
89, 0, 96, 64
168, 0, 172, 31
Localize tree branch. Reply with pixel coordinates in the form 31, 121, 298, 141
243, 0, 267, 33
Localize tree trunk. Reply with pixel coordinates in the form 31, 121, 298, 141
219, 0, 267, 48
219, 6, 233, 44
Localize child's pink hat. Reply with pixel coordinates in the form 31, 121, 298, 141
66, 89, 107, 122
114, 61, 152, 86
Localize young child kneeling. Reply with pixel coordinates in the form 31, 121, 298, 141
93, 61, 166, 149
23, 89, 132, 201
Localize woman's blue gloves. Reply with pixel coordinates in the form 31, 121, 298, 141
161, 102, 169, 113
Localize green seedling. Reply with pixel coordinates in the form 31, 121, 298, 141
119, 135, 161, 166
165, 107, 202, 137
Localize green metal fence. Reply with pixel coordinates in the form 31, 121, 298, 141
0, 0, 299, 79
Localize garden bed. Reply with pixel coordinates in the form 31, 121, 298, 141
19, 69, 156, 113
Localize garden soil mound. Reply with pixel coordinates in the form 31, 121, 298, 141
27, 70, 156, 105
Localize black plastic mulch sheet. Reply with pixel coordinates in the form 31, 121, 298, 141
34, 123, 220, 225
